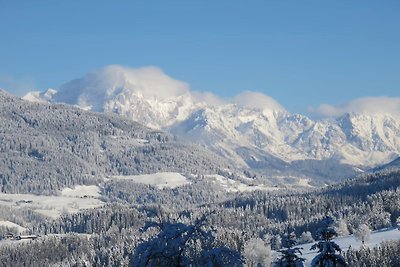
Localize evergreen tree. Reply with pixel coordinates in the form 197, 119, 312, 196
354, 224, 371, 245
243, 237, 271, 267
274, 232, 305, 267
310, 216, 347, 267
395, 216, 400, 230
335, 218, 349, 236
298, 231, 314, 244
131, 215, 243, 267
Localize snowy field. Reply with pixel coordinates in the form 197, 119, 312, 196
0, 185, 104, 219
112, 172, 190, 189
0, 233, 92, 248
61, 185, 101, 198
0, 220, 27, 233
112, 172, 280, 192
206, 175, 279, 192
273, 228, 400, 266
0, 237, 31, 247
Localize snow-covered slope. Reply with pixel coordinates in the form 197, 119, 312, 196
171, 105, 400, 169
296, 227, 400, 266
112, 172, 190, 189
43, 65, 202, 129
0, 221, 27, 234
0, 191, 104, 219
23, 66, 400, 177
22, 88, 57, 103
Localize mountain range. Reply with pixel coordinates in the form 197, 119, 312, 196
22, 65, 400, 183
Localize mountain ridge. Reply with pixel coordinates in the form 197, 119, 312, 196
0, 89, 233, 194
21, 66, 400, 177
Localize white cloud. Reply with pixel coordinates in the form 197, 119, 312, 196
54, 65, 190, 111
52, 65, 285, 112
310, 96, 400, 117
232, 91, 284, 111
104, 65, 190, 99
192, 91, 226, 106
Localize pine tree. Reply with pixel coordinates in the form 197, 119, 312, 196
243, 237, 271, 267
354, 224, 371, 245
131, 215, 243, 267
274, 232, 305, 267
310, 216, 347, 267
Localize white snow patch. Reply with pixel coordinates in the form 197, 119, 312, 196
22, 88, 56, 103
22, 91, 45, 103
61, 185, 101, 198
297, 178, 313, 188
0, 221, 26, 234
0, 238, 31, 247
0, 192, 104, 219
0, 233, 92, 248
112, 172, 189, 189
273, 227, 400, 265
134, 138, 150, 144
206, 175, 279, 193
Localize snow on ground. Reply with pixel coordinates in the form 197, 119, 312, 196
205, 175, 279, 192
0, 238, 31, 247
61, 185, 101, 198
111, 172, 279, 192
0, 220, 26, 233
270, 175, 315, 188
297, 178, 313, 188
272, 227, 400, 266
112, 172, 190, 189
0, 189, 104, 219
0, 233, 92, 248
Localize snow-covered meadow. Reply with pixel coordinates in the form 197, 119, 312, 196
278, 228, 400, 266
112, 172, 279, 192
0, 220, 27, 234
205, 174, 279, 192
0, 185, 104, 219
112, 172, 190, 189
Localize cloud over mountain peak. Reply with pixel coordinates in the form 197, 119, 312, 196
53, 65, 190, 111
232, 91, 284, 111
311, 96, 400, 118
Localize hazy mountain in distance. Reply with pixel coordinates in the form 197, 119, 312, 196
372, 156, 400, 172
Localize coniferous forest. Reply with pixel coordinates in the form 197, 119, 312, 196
0, 167, 399, 266
0, 91, 399, 266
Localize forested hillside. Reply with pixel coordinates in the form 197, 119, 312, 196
0, 168, 397, 266
0, 90, 399, 266
0, 90, 231, 194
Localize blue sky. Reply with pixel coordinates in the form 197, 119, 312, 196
0, 0, 399, 114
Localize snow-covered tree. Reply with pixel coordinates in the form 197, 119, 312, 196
274, 232, 305, 267
354, 224, 371, 245
346, 239, 400, 267
243, 237, 271, 267
335, 218, 350, 236
131, 215, 243, 266
297, 231, 314, 244
310, 216, 347, 267
271, 235, 282, 250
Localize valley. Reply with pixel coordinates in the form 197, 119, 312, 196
0, 89, 399, 266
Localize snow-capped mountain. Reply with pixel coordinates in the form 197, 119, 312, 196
23, 88, 57, 103
171, 105, 400, 168
23, 65, 400, 177
38, 65, 203, 129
